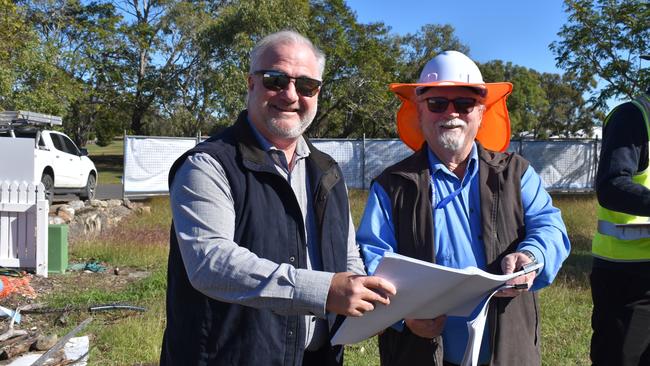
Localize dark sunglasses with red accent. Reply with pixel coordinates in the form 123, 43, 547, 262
426, 97, 479, 114
253, 70, 322, 97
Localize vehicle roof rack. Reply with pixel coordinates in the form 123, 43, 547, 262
0, 110, 63, 128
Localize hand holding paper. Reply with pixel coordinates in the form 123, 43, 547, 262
326, 272, 396, 317
496, 252, 537, 298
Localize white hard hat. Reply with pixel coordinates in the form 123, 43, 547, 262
419, 50, 485, 85
389, 50, 513, 152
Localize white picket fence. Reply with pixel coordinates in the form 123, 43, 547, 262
0, 181, 48, 277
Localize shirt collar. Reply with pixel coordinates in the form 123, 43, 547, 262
246, 117, 311, 158
426, 142, 479, 180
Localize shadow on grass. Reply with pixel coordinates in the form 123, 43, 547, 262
557, 249, 592, 287
92, 155, 123, 184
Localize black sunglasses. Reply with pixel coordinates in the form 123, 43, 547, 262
426, 97, 479, 114
253, 70, 322, 97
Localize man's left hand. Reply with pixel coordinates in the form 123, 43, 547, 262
495, 252, 536, 298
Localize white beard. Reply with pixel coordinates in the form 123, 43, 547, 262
437, 118, 467, 151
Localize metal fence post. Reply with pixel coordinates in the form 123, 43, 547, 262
361, 134, 367, 189
593, 138, 600, 190
122, 130, 127, 202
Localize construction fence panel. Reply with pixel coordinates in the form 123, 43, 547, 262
516, 140, 600, 192
308, 139, 364, 189
122, 137, 600, 196
123, 135, 199, 198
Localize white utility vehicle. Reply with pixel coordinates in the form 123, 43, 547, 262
0, 111, 98, 204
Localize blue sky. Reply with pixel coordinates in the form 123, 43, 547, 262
345, 0, 568, 75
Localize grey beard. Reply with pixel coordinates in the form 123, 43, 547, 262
267, 111, 315, 139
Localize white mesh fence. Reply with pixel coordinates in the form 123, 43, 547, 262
123, 136, 600, 197
123, 136, 199, 196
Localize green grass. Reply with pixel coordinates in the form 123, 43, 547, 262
43, 197, 170, 365
85, 138, 125, 185
85, 139, 124, 156
42, 191, 596, 365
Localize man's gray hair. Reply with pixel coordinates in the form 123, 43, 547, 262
249, 30, 326, 78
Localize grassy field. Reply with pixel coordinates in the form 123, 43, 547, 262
85, 139, 124, 156
85, 139, 124, 185
50, 191, 596, 365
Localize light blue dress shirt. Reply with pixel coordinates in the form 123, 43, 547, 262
357, 143, 571, 364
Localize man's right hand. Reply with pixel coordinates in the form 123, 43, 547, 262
326, 272, 396, 317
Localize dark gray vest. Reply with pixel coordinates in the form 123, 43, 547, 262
160, 111, 348, 366
374, 143, 540, 366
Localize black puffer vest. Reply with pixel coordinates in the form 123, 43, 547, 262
160, 111, 348, 366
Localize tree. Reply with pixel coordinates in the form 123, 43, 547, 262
0, 0, 32, 106
13, 0, 127, 146
197, 0, 310, 132
539, 72, 605, 138
398, 24, 469, 85
1, 0, 82, 116
153, 1, 222, 137
551, 0, 650, 109
306, 0, 402, 138
481, 61, 548, 138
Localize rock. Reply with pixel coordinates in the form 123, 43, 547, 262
105, 215, 123, 227
136, 206, 151, 215
68, 200, 85, 210
128, 271, 151, 280
123, 198, 135, 209
56, 205, 75, 218
82, 214, 102, 235
112, 205, 131, 217
56, 210, 74, 223
64, 198, 148, 239
106, 199, 123, 208
34, 334, 58, 351
49, 216, 66, 225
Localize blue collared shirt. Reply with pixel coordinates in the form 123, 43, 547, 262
357, 143, 571, 364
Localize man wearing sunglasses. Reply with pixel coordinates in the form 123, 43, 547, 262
357, 50, 570, 366
161, 30, 396, 366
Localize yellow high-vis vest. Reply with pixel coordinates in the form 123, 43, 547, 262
592, 94, 650, 261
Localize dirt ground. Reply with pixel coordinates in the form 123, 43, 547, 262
0, 264, 149, 357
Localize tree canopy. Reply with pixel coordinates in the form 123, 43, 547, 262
551, 0, 650, 109
1, 0, 635, 145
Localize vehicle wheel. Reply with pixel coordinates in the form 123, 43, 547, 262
80, 174, 97, 200
40, 173, 54, 206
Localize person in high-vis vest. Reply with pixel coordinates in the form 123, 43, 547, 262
590, 55, 650, 366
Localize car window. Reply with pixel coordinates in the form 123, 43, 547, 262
60, 134, 80, 155
50, 134, 67, 153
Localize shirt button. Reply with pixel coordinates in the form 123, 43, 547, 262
288, 330, 294, 336
289, 256, 295, 263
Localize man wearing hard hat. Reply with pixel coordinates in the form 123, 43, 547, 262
590, 54, 650, 366
357, 51, 571, 366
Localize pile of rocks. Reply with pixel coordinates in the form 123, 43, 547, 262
49, 199, 150, 239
